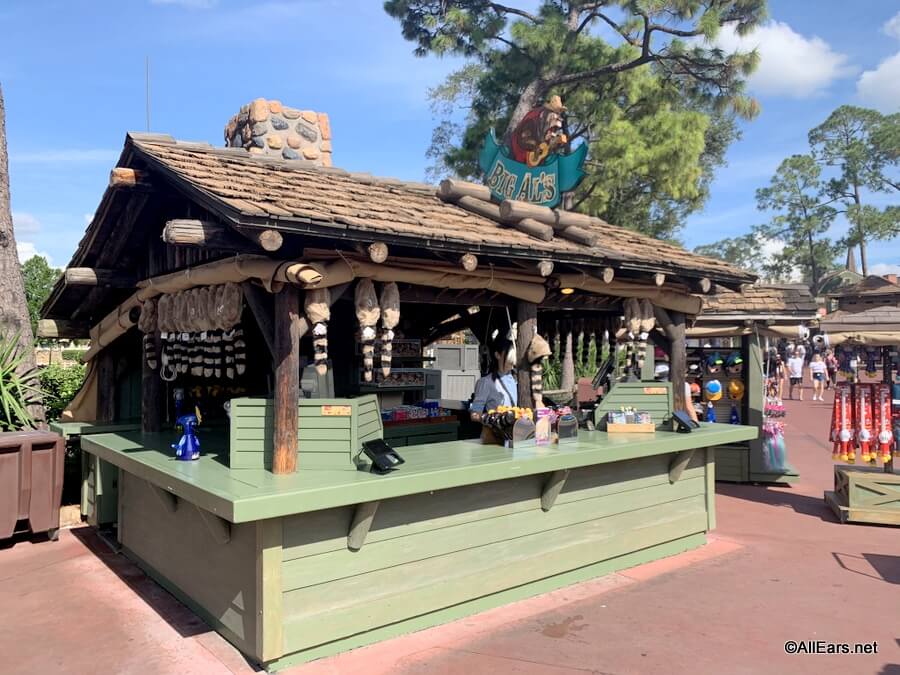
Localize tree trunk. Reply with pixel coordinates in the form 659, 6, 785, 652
515, 301, 537, 408
852, 182, 867, 276
807, 230, 818, 288
0, 83, 42, 423
504, 76, 553, 144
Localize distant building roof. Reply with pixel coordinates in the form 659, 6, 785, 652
825, 274, 900, 299
698, 283, 818, 322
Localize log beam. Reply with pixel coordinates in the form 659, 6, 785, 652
459, 253, 479, 272
162, 219, 251, 250
691, 277, 712, 294
537, 260, 554, 277
273, 285, 302, 474
36, 319, 90, 339
109, 167, 150, 188
600, 266, 615, 283
438, 178, 492, 202
512, 218, 554, 242
64, 268, 137, 288
653, 273, 666, 287
235, 227, 283, 252
367, 242, 389, 264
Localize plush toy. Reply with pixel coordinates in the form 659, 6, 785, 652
379, 282, 400, 377
219, 282, 244, 379
355, 279, 381, 382
138, 297, 158, 370
305, 287, 331, 376
527, 334, 552, 408
623, 297, 641, 375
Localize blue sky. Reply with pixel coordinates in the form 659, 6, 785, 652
1, 0, 897, 275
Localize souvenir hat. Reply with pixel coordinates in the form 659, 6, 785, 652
727, 379, 745, 400
690, 382, 701, 396
705, 379, 723, 401
726, 352, 743, 368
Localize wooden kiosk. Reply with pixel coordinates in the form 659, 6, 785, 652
817, 305, 900, 526
688, 284, 817, 483
40, 122, 756, 669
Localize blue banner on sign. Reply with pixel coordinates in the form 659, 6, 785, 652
478, 131, 587, 208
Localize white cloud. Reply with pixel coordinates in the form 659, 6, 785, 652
12, 211, 40, 234
869, 263, 900, 276
16, 241, 52, 265
856, 52, 900, 112
10, 149, 118, 163
884, 11, 900, 40
150, 0, 217, 8
710, 21, 856, 97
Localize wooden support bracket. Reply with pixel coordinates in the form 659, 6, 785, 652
541, 469, 570, 512
669, 449, 696, 484
347, 500, 380, 551
148, 482, 178, 513
195, 505, 232, 545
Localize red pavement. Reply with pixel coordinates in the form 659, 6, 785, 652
2, 383, 898, 675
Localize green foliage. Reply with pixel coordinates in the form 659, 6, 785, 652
755, 154, 839, 287
39, 362, 85, 422
21, 256, 60, 341
542, 330, 561, 390
693, 233, 765, 275
807, 106, 900, 272
575, 334, 598, 380
0, 332, 42, 431
61, 349, 84, 363
389, 0, 767, 239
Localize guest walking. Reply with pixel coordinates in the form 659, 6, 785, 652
824, 349, 838, 389
787, 349, 805, 401
809, 353, 829, 401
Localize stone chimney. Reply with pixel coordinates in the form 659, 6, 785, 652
224, 98, 332, 166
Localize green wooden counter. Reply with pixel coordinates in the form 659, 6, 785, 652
82, 424, 755, 670
50, 420, 141, 527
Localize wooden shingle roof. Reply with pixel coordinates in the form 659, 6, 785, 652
700, 283, 818, 319
128, 134, 753, 284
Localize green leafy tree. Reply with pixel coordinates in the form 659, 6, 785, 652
755, 154, 838, 288
808, 106, 900, 275
21, 255, 60, 341
39, 362, 85, 422
388, 0, 766, 238
693, 233, 766, 276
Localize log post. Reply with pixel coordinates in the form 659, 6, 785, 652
668, 310, 687, 417
273, 286, 301, 474
516, 301, 537, 408
561, 326, 575, 393
234, 227, 283, 252
692, 277, 712, 294
537, 260, 554, 277
141, 332, 163, 433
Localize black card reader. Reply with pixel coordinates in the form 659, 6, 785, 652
361, 439, 405, 474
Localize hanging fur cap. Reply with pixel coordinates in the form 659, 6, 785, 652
355, 279, 380, 382
138, 298, 158, 370
305, 288, 331, 376
527, 334, 552, 408
635, 298, 655, 374
157, 294, 176, 381
379, 282, 400, 377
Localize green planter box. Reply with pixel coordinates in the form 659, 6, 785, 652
229, 396, 383, 471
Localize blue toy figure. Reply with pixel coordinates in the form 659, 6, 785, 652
173, 413, 201, 461
706, 401, 717, 423
730, 404, 740, 425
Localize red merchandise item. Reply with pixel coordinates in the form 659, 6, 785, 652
831, 383, 853, 462
855, 384, 874, 463
873, 383, 894, 463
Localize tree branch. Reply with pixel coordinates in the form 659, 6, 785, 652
489, 2, 540, 23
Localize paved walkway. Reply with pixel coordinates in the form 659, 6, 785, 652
2, 386, 898, 674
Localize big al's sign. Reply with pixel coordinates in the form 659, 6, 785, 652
478, 97, 587, 209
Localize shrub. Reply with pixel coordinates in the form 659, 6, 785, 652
40, 363, 86, 422
0, 333, 43, 431
61, 349, 84, 363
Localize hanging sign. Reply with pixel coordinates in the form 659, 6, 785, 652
478, 96, 587, 208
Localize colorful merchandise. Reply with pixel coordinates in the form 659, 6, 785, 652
830, 383, 853, 462
855, 384, 874, 463
763, 396, 787, 472
172, 412, 201, 461
725, 351, 744, 376
873, 383, 894, 463
704, 379, 723, 401
705, 352, 724, 375
705, 401, 716, 423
